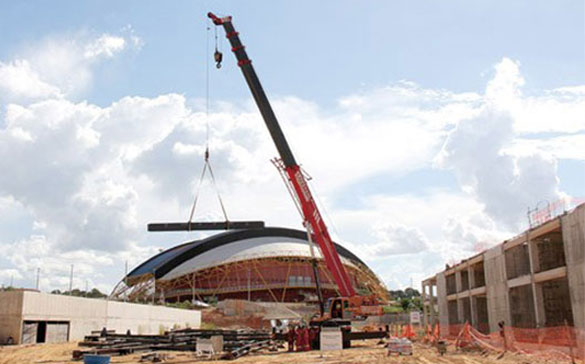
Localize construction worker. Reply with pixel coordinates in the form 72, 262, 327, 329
295, 325, 304, 352
287, 324, 295, 352
301, 326, 311, 351
309, 327, 318, 350
498, 321, 507, 352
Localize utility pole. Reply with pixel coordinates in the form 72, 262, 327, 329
123, 260, 129, 303
247, 268, 251, 301
10, 274, 13, 288
152, 268, 156, 304
191, 273, 196, 303
69, 264, 74, 294
35, 268, 40, 291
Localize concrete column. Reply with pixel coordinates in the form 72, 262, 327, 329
470, 297, 477, 328
422, 281, 428, 329
467, 266, 477, 328
533, 283, 546, 327
455, 271, 462, 293
429, 281, 439, 325
436, 273, 449, 337
561, 205, 585, 330
526, 231, 544, 327
468, 266, 476, 289
484, 245, 510, 332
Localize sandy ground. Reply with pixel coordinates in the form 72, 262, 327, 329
0, 340, 581, 364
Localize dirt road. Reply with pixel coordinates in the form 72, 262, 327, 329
0, 340, 579, 364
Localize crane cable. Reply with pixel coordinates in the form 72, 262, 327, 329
187, 21, 229, 229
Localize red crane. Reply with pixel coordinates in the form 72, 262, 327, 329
207, 12, 355, 297
208, 13, 382, 323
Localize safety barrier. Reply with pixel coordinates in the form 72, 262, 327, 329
369, 322, 584, 362
422, 322, 585, 361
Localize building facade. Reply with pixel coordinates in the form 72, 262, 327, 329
422, 203, 585, 336
0, 290, 201, 344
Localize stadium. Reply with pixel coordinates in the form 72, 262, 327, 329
111, 227, 389, 303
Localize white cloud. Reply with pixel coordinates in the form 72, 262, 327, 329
507, 135, 585, 161
1, 234, 158, 293
0, 269, 23, 284
0, 31, 142, 102
0, 60, 62, 102
370, 223, 429, 256
84, 35, 126, 59
479, 59, 585, 135
437, 58, 565, 229
0, 35, 583, 293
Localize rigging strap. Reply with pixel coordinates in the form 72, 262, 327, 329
187, 148, 230, 230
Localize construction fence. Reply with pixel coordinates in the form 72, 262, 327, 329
429, 322, 585, 362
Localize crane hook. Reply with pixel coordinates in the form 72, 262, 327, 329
214, 49, 223, 69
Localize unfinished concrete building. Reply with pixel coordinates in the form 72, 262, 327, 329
422, 202, 585, 336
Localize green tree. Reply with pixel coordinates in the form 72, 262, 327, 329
51, 288, 107, 298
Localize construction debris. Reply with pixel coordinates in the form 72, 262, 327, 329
139, 352, 172, 362
72, 328, 274, 361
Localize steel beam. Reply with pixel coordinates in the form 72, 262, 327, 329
147, 221, 265, 232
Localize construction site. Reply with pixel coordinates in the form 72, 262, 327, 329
1, 5, 584, 364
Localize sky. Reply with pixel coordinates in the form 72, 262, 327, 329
0, 1, 584, 294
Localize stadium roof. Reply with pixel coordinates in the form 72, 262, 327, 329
127, 227, 368, 281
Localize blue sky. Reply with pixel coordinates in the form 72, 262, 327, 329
0, 1, 583, 293
2, 1, 583, 104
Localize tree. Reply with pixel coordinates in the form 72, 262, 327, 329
388, 287, 420, 301
51, 288, 107, 298
388, 287, 422, 312
404, 287, 420, 297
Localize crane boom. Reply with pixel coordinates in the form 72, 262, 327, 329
208, 12, 356, 298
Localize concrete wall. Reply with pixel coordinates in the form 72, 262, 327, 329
105, 300, 200, 335
562, 204, 585, 330
0, 290, 24, 344
21, 291, 108, 341
0, 291, 201, 344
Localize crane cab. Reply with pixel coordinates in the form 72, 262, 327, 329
323, 295, 384, 321
326, 297, 352, 320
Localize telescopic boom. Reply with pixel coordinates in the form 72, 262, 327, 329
208, 12, 356, 298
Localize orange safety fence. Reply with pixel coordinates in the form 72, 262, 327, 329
426, 322, 585, 361
381, 324, 420, 341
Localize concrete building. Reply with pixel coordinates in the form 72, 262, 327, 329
422, 203, 585, 336
0, 290, 201, 344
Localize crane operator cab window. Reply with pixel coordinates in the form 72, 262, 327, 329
331, 298, 351, 318
331, 298, 343, 319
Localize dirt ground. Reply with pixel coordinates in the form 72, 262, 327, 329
0, 340, 581, 364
